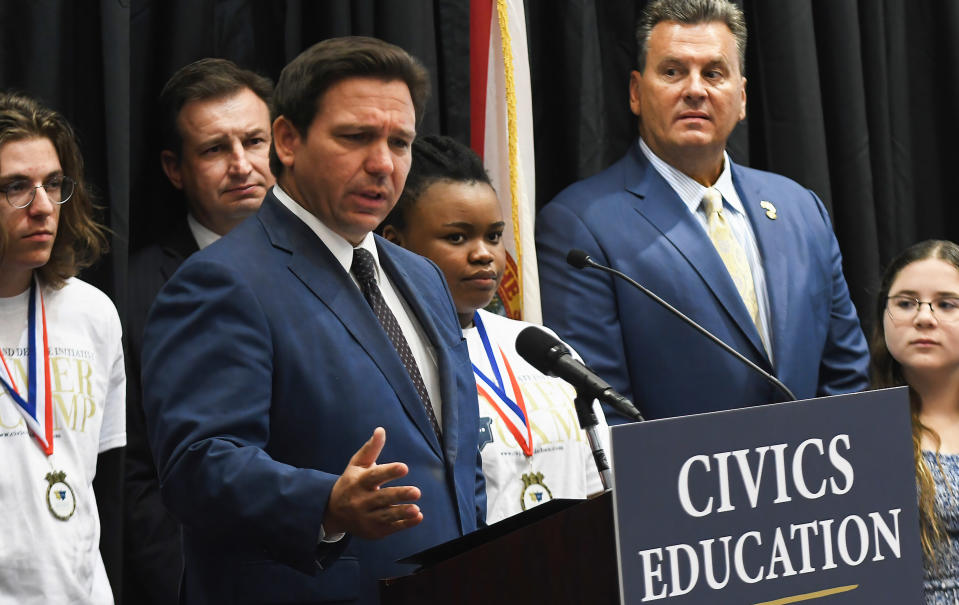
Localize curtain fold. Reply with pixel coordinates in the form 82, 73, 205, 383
4, 1, 957, 348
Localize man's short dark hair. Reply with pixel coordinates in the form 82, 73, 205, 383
269, 36, 431, 176
159, 58, 274, 157
636, 0, 747, 73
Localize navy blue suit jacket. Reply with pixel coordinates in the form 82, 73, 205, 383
536, 143, 869, 422
142, 192, 485, 604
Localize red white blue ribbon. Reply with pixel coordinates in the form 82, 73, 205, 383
472, 312, 533, 456
0, 277, 53, 455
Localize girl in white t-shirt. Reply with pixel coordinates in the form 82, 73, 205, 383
0, 92, 124, 604
380, 135, 607, 524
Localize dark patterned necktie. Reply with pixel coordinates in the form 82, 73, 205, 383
351, 248, 442, 438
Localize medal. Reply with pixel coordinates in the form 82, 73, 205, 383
520, 471, 553, 510
0, 277, 53, 454
0, 277, 69, 521
45, 470, 76, 521
471, 312, 533, 456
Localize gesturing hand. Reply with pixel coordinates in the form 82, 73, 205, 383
323, 427, 424, 539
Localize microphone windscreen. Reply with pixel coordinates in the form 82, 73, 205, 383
516, 326, 569, 374
566, 249, 591, 269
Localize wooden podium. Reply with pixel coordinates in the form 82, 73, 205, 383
380, 492, 618, 604
381, 389, 923, 604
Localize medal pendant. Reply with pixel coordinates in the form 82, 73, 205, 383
520, 471, 553, 511
45, 470, 76, 521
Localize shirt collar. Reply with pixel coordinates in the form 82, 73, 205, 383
271, 185, 380, 279
638, 138, 744, 216
186, 213, 222, 250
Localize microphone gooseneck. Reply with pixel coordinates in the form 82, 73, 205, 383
516, 326, 644, 422
565, 249, 797, 403
515, 325, 624, 488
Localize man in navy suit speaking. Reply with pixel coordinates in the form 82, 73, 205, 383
536, 0, 870, 423
141, 37, 484, 604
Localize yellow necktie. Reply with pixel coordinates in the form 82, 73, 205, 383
702, 188, 761, 331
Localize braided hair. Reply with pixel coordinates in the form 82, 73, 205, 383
380, 134, 492, 233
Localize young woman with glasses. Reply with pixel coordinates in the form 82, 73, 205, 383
871, 239, 959, 604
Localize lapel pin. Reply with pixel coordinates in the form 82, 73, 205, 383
760, 200, 777, 220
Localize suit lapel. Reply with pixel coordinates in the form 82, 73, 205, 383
257, 195, 445, 459
732, 166, 790, 370
377, 242, 459, 467
625, 147, 768, 362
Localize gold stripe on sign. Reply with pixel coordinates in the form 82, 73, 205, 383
754, 584, 859, 605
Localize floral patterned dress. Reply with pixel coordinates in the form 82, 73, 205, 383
923, 451, 959, 605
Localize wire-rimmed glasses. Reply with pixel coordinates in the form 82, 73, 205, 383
1, 175, 75, 209
886, 295, 959, 324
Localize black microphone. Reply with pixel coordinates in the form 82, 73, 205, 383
516, 326, 644, 421
566, 249, 796, 402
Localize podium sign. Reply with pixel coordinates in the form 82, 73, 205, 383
610, 387, 923, 604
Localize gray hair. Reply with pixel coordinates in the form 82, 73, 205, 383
635, 0, 747, 73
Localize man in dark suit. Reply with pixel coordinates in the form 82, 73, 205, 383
141, 37, 485, 604
124, 58, 274, 604
536, 0, 869, 423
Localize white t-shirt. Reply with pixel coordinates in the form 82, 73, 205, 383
466, 309, 608, 524
0, 278, 125, 605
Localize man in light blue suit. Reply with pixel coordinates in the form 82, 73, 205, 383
536, 0, 869, 424
142, 37, 484, 604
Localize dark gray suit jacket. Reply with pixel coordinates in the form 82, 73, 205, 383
123, 217, 198, 605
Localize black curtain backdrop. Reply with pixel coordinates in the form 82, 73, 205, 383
125, 0, 959, 335
3, 1, 959, 603
527, 0, 959, 331
129, 0, 472, 257
0, 0, 129, 304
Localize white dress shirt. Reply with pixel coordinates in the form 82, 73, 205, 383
271, 185, 443, 423
186, 213, 221, 250
638, 139, 773, 361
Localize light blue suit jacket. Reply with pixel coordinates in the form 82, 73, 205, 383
142, 192, 485, 604
536, 143, 869, 423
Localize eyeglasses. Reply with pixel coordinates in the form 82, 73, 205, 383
886, 295, 959, 324
1, 175, 75, 209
